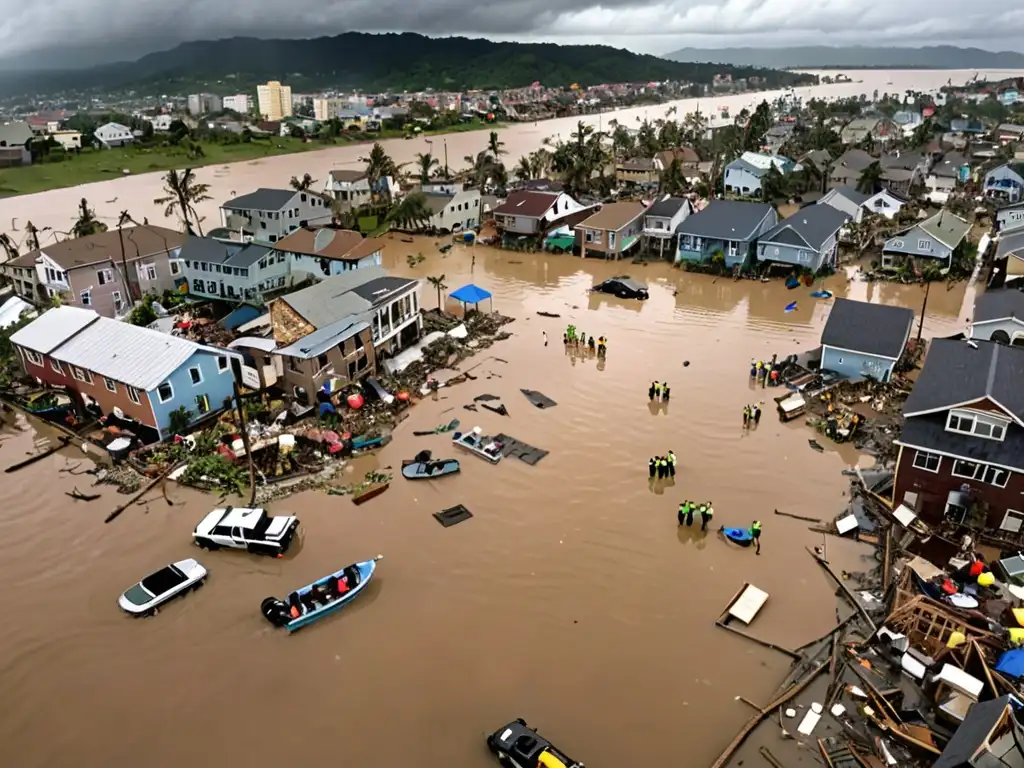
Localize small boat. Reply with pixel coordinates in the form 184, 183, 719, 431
260, 556, 382, 632
452, 427, 504, 463
21, 391, 74, 417
402, 458, 460, 480
810, 289, 833, 299
721, 527, 754, 547
352, 434, 391, 452
352, 482, 389, 505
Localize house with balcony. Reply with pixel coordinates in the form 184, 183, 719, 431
178, 236, 281, 301
491, 190, 592, 238
819, 298, 913, 382
219, 188, 333, 244
676, 200, 778, 269
273, 227, 384, 279
994, 231, 1024, 285
862, 188, 909, 221
575, 202, 646, 260
0, 225, 186, 317
996, 201, 1024, 233
881, 210, 971, 270
615, 157, 660, 187
925, 152, 969, 204
10, 306, 241, 442
323, 170, 374, 210
984, 164, 1024, 204
970, 290, 1024, 345
755, 204, 851, 272
722, 152, 796, 197
642, 196, 692, 258
419, 188, 482, 233
893, 338, 1024, 533
818, 187, 869, 224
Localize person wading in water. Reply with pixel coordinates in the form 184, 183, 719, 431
701, 503, 714, 531
751, 520, 763, 555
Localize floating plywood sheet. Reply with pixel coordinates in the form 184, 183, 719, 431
727, 584, 770, 625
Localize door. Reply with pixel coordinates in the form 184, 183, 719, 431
231, 526, 248, 548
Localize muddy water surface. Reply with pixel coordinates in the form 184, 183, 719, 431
0, 244, 971, 768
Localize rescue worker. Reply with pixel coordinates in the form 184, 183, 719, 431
662, 384, 671, 402
654, 381, 663, 401
667, 450, 677, 477
755, 360, 763, 380
649, 381, 658, 401
588, 336, 596, 352
770, 368, 779, 386
658, 456, 668, 479
677, 501, 688, 526
752, 403, 762, 425
743, 404, 750, 427
649, 457, 656, 478
597, 336, 607, 357
701, 502, 714, 532
762, 363, 770, 388
750, 358, 757, 378
751, 520, 763, 555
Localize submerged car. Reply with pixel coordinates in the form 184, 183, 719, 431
592, 276, 649, 300
487, 720, 584, 768
193, 506, 299, 556
118, 559, 207, 616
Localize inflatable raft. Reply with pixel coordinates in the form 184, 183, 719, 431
721, 527, 754, 547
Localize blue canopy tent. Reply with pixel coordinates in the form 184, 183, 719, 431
449, 283, 493, 314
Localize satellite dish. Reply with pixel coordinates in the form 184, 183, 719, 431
312, 228, 336, 252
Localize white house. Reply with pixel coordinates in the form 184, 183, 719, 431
220, 188, 333, 245
151, 115, 174, 132
491, 190, 590, 235
862, 189, 908, 220
323, 170, 397, 209
421, 188, 482, 233
94, 122, 134, 148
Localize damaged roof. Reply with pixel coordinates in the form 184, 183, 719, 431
821, 298, 914, 359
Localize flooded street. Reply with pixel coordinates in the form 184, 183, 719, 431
0, 241, 972, 767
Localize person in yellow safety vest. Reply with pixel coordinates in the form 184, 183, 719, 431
743, 404, 750, 427
678, 501, 688, 526
654, 381, 663, 400
751, 520, 763, 555
701, 503, 714, 531
667, 450, 677, 477
659, 456, 669, 479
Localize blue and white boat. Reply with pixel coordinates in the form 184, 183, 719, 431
260, 555, 382, 632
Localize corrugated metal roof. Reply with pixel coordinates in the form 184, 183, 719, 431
279, 267, 384, 327
275, 319, 370, 359
9, 306, 98, 354
50, 315, 239, 391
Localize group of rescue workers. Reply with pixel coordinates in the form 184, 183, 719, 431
648, 380, 670, 402
564, 325, 607, 358
648, 450, 677, 480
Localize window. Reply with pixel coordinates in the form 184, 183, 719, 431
24, 349, 43, 366
194, 393, 210, 414
97, 268, 113, 285
140, 264, 157, 281
585, 230, 595, 243
80, 290, 91, 306
214, 265, 221, 273
317, 354, 329, 370
947, 409, 1008, 441
288, 357, 301, 373
276, 253, 285, 264
127, 386, 141, 405
728, 241, 739, 257
188, 366, 203, 385
917, 239, 932, 251
208, 280, 217, 294
104, 377, 117, 393
952, 459, 1009, 487
217, 356, 229, 373
112, 291, 123, 313
277, 277, 285, 287
71, 366, 92, 383
797, 249, 810, 263
258, 259, 267, 270
200, 262, 208, 271
50, 359, 63, 374
1001, 510, 1024, 534
157, 382, 174, 403
912, 450, 941, 472
608, 232, 616, 249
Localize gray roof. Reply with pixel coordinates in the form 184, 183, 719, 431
821, 298, 914, 359
996, 230, 1024, 261
275, 319, 370, 359
678, 200, 774, 241
422, 192, 454, 216
975, 289, 1024, 324
900, 412, 1024, 471
800, 149, 832, 171
646, 197, 688, 219
832, 149, 875, 173
221, 188, 297, 212
918, 211, 971, 250
0, 120, 33, 147
934, 696, 1016, 768
349, 276, 418, 305
278, 266, 384, 328
226, 244, 272, 269
904, 338, 1024, 419
178, 236, 271, 268
727, 157, 766, 178
930, 152, 968, 178
826, 187, 871, 206
880, 152, 923, 171
761, 204, 851, 251
10, 305, 97, 354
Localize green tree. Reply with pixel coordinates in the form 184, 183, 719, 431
154, 169, 212, 235
427, 274, 448, 311
857, 161, 884, 195
487, 131, 506, 157
387, 191, 433, 230
71, 198, 108, 238
514, 156, 533, 181
760, 164, 787, 202
414, 153, 438, 184
659, 158, 688, 196
365, 142, 399, 200
289, 173, 317, 191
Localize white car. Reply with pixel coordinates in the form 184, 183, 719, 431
118, 559, 207, 616
193, 506, 299, 556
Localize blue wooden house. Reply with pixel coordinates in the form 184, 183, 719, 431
723, 152, 796, 197
756, 205, 851, 272
820, 298, 914, 382
984, 164, 1024, 204
881, 210, 971, 270
676, 200, 778, 269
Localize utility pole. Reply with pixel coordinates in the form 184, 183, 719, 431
916, 280, 931, 343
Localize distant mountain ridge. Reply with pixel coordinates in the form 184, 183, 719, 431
664, 46, 1024, 70
0, 32, 815, 97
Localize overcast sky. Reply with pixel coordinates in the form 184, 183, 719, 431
2, 0, 1023, 66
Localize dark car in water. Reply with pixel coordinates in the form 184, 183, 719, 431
487, 719, 584, 768
592, 276, 649, 300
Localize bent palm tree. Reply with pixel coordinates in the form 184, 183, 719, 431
155, 169, 211, 235
487, 131, 506, 158
387, 191, 433, 231
289, 173, 317, 191
71, 198, 108, 238
427, 274, 448, 311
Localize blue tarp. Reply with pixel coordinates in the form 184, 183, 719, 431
450, 284, 492, 304
996, 649, 1024, 679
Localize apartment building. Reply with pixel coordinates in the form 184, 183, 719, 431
256, 81, 293, 121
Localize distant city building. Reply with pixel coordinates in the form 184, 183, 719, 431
257, 81, 293, 121
187, 93, 223, 115
222, 94, 251, 114
313, 97, 346, 121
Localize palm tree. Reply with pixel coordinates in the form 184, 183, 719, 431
660, 158, 688, 196
427, 274, 448, 311
289, 173, 317, 191
761, 165, 787, 203
365, 143, 399, 200
116, 211, 138, 301
155, 169, 211, 235
71, 198, 108, 238
24, 221, 43, 251
0, 233, 19, 263
414, 153, 438, 185
857, 161, 884, 195
487, 131, 506, 158
514, 156, 533, 181
386, 191, 432, 231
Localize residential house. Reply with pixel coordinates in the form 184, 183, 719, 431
642, 196, 692, 257
933, 695, 1024, 768
10, 306, 241, 442
219, 188, 333, 244
829, 149, 875, 190
893, 338, 1024, 531
419, 188, 482, 233
763, 122, 796, 152
819, 298, 913, 381
879, 151, 928, 197
882, 210, 971, 269
996, 201, 1024, 233
655, 146, 701, 172
615, 157, 659, 186
892, 110, 924, 137
818, 187, 869, 224
970, 290, 1024, 345
996, 124, 1024, 145
971, 141, 1001, 163
723, 152, 796, 197
0, 120, 33, 167
984, 164, 1024, 204
994, 231, 1024, 284
926, 152, 969, 204
178, 237, 279, 301
575, 202, 646, 259
798, 149, 832, 176
676, 200, 778, 268
50, 130, 82, 151
840, 117, 895, 145
756, 204, 851, 272
1, 225, 187, 317
862, 188, 909, 221
949, 118, 987, 135
492, 190, 590, 236
273, 227, 384, 280
151, 115, 174, 132
323, 170, 375, 209
94, 122, 134, 148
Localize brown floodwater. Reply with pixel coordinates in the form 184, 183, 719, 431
0, 243, 972, 768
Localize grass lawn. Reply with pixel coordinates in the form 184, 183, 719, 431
0, 121, 503, 199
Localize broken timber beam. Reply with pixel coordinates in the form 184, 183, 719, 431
807, 548, 878, 635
